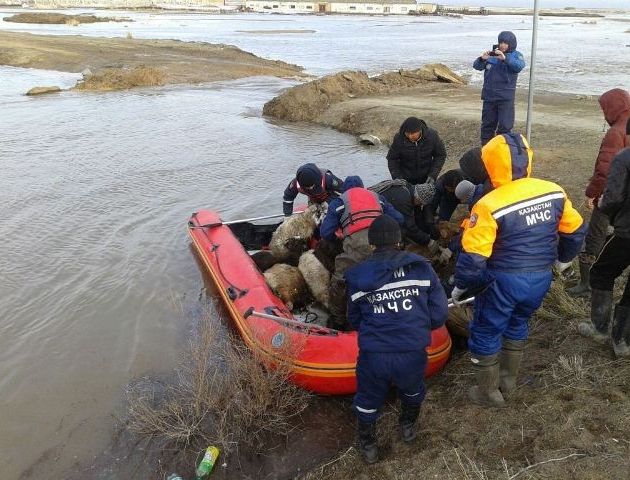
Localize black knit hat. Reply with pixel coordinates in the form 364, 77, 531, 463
296, 163, 323, 193
459, 147, 487, 184
368, 215, 402, 247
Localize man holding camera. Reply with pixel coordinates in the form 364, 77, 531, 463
473, 31, 526, 146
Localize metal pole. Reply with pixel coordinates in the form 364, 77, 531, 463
526, 0, 540, 140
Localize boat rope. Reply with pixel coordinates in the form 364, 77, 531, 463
209, 243, 248, 299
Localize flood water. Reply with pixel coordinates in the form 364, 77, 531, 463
0, 8, 629, 479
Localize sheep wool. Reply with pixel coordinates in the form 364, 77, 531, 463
298, 250, 331, 309
263, 263, 309, 311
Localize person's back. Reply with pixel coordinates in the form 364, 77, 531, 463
346, 248, 446, 352
345, 215, 447, 464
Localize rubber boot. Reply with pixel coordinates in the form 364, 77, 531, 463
399, 404, 421, 443
327, 277, 350, 331
566, 261, 591, 297
611, 304, 630, 358
578, 289, 613, 344
357, 421, 378, 464
468, 353, 505, 408
499, 338, 526, 400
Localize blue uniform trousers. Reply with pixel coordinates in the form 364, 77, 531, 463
480, 100, 515, 146
353, 350, 427, 424
468, 270, 552, 356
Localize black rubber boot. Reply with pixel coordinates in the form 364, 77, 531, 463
578, 289, 613, 344
468, 353, 505, 408
499, 338, 526, 400
399, 404, 421, 443
357, 421, 378, 464
612, 304, 630, 358
566, 260, 591, 297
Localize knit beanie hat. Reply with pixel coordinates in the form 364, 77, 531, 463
296, 163, 321, 190
455, 180, 476, 204
368, 215, 402, 247
459, 147, 487, 184
413, 182, 436, 206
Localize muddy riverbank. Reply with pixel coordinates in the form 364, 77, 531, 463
0, 31, 304, 90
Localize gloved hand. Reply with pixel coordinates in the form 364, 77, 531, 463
450, 286, 467, 306
438, 247, 453, 265
427, 239, 441, 255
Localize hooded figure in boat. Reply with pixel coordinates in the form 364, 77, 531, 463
282, 163, 344, 217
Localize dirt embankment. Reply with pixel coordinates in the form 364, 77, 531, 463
262, 68, 630, 480
263, 68, 602, 203
0, 31, 304, 91
3, 12, 129, 24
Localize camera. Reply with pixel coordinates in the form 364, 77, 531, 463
488, 44, 500, 56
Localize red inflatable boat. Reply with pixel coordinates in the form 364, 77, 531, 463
188, 209, 451, 395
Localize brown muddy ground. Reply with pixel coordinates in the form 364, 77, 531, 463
264, 73, 603, 205
3, 12, 128, 24
263, 73, 630, 480
0, 31, 304, 90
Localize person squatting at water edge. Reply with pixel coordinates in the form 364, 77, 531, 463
368, 179, 450, 261
578, 121, 630, 358
344, 214, 448, 464
567, 88, 630, 298
473, 31, 526, 146
386, 116, 446, 185
451, 133, 586, 408
320, 176, 403, 331
282, 162, 343, 217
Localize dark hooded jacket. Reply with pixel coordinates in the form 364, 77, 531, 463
585, 88, 630, 199
369, 179, 433, 245
345, 249, 447, 353
473, 31, 526, 103
282, 163, 344, 216
386, 117, 447, 184
600, 147, 630, 239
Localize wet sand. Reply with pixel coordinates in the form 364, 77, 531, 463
0, 31, 305, 89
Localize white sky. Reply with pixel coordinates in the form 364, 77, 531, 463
438, 1, 629, 8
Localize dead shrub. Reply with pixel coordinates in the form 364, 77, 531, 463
126, 311, 311, 455
74, 66, 165, 91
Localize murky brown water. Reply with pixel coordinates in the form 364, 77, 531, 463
0, 76, 389, 479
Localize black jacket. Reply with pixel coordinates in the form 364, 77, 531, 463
386, 119, 447, 184
600, 147, 630, 239
369, 180, 433, 246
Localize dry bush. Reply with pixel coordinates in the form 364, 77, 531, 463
126, 312, 311, 455
74, 66, 165, 91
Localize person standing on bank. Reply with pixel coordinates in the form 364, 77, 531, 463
567, 88, 630, 297
282, 163, 344, 217
345, 215, 447, 464
473, 31, 526, 146
578, 127, 630, 357
452, 133, 585, 408
387, 116, 447, 185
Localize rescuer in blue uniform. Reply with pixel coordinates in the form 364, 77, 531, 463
452, 133, 586, 408
282, 163, 344, 216
345, 215, 448, 464
473, 31, 526, 145
320, 176, 403, 330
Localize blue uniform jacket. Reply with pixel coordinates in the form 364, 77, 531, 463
320, 176, 404, 241
346, 249, 447, 353
455, 134, 586, 290
473, 31, 525, 103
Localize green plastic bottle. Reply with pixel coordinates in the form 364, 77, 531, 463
195, 446, 220, 479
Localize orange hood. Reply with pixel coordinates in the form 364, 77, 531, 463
481, 133, 533, 188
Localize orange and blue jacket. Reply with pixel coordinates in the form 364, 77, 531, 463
455, 133, 586, 288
